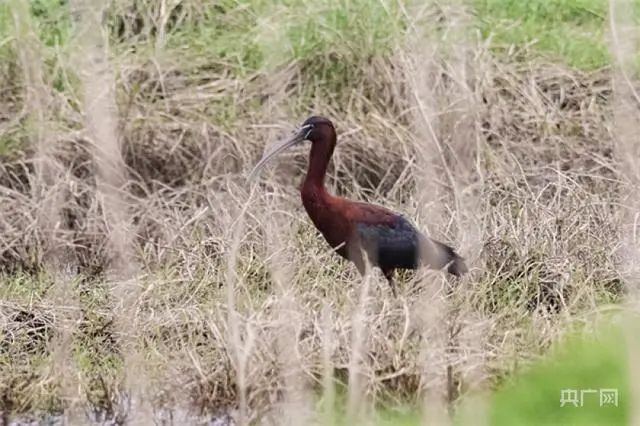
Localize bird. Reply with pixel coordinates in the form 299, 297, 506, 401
247, 115, 468, 296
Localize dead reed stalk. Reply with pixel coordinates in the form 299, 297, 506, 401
607, 0, 640, 422
345, 254, 375, 425
10, 0, 82, 422
225, 201, 253, 426
397, 1, 487, 424
396, 5, 451, 422
69, 0, 146, 422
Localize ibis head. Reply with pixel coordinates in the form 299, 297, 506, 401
247, 116, 336, 183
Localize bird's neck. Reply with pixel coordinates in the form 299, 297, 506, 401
301, 140, 334, 204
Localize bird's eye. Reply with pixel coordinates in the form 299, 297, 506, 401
304, 127, 313, 138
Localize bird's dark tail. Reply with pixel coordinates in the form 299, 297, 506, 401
420, 237, 468, 277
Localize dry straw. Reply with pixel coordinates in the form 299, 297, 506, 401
0, 0, 629, 424
607, 0, 640, 422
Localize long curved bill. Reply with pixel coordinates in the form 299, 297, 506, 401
247, 124, 312, 184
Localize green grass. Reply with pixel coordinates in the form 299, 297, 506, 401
486, 318, 628, 426
0, 0, 635, 136
476, 0, 611, 70
1, 0, 636, 75
340, 316, 630, 426
0, 0, 632, 157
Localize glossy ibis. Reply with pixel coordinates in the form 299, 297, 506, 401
248, 116, 468, 295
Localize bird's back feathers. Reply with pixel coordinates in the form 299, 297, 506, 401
354, 213, 467, 276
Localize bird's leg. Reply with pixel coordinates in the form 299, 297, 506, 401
382, 268, 397, 297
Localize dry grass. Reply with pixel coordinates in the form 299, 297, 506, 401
0, 0, 631, 424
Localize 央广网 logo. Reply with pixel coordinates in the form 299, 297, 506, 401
560, 388, 619, 407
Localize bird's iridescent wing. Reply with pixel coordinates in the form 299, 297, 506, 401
348, 205, 466, 275
354, 216, 423, 269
